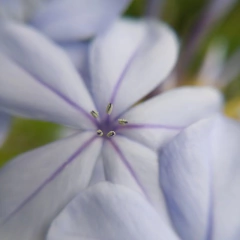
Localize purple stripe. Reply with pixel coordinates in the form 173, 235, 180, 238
3, 135, 97, 224
109, 41, 145, 104
110, 140, 151, 203
32, 77, 96, 125
10, 57, 96, 125
115, 123, 184, 131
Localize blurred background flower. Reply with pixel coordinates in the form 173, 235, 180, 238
0, 0, 240, 167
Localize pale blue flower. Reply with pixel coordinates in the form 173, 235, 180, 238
46, 115, 240, 240
160, 114, 240, 240
0, 0, 131, 144
0, 0, 130, 41
48, 182, 180, 240
0, 0, 131, 77
0, 18, 222, 240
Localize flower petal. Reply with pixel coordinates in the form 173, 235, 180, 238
159, 115, 240, 240
47, 182, 179, 240
0, 22, 96, 129
198, 40, 227, 86
58, 41, 91, 86
0, 0, 42, 21
30, 0, 131, 41
101, 135, 170, 223
117, 87, 223, 150
90, 18, 179, 117
0, 113, 11, 147
0, 131, 102, 240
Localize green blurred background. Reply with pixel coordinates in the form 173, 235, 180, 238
1, 0, 240, 167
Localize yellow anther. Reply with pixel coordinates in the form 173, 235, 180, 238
106, 103, 113, 115
90, 110, 99, 118
107, 131, 116, 137
118, 119, 128, 125
97, 130, 103, 136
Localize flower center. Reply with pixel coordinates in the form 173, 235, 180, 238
90, 103, 128, 138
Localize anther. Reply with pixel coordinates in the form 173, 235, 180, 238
107, 131, 116, 137
90, 110, 99, 118
118, 119, 128, 125
97, 130, 103, 136
106, 103, 113, 115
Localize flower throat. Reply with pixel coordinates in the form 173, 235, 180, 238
90, 103, 128, 138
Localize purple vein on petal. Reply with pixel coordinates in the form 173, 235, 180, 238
2, 135, 97, 225
10, 57, 96, 125
32, 78, 96, 125
115, 123, 185, 131
109, 140, 151, 203
109, 37, 146, 105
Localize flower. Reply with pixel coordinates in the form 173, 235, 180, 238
177, 0, 237, 78
0, 0, 131, 80
46, 114, 240, 240
48, 182, 180, 240
0, 0, 130, 41
0, 18, 222, 240
159, 114, 240, 240
194, 40, 240, 89
0, 0, 131, 146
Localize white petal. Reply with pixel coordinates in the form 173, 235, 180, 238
88, 155, 105, 186
159, 115, 240, 240
101, 135, 170, 223
0, 0, 42, 21
90, 18, 179, 118
59, 41, 91, 87
117, 87, 223, 150
0, 113, 11, 147
30, 0, 131, 41
47, 182, 179, 240
0, 22, 96, 129
0, 132, 102, 240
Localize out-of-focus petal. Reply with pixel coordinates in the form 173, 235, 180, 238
220, 49, 240, 87
47, 182, 179, 240
207, 0, 237, 25
0, 0, 42, 21
58, 41, 91, 86
0, 22, 96, 129
0, 113, 11, 147
101, 136, 170, 223
159, 115, 240, 240
0, 132, 102, 240
117, 87, 222, 150
198, 42, 240, 88
198, 40, 227, 86
90, 18, 179, 117
178, 0, 237, 76
30, 0, 131, 41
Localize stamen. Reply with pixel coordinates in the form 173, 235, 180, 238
97, 130, 103, 136
91, 110, 99, 118
118, 119, 128, 125
106, 103, 113, 115
107, 131, 116, 137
